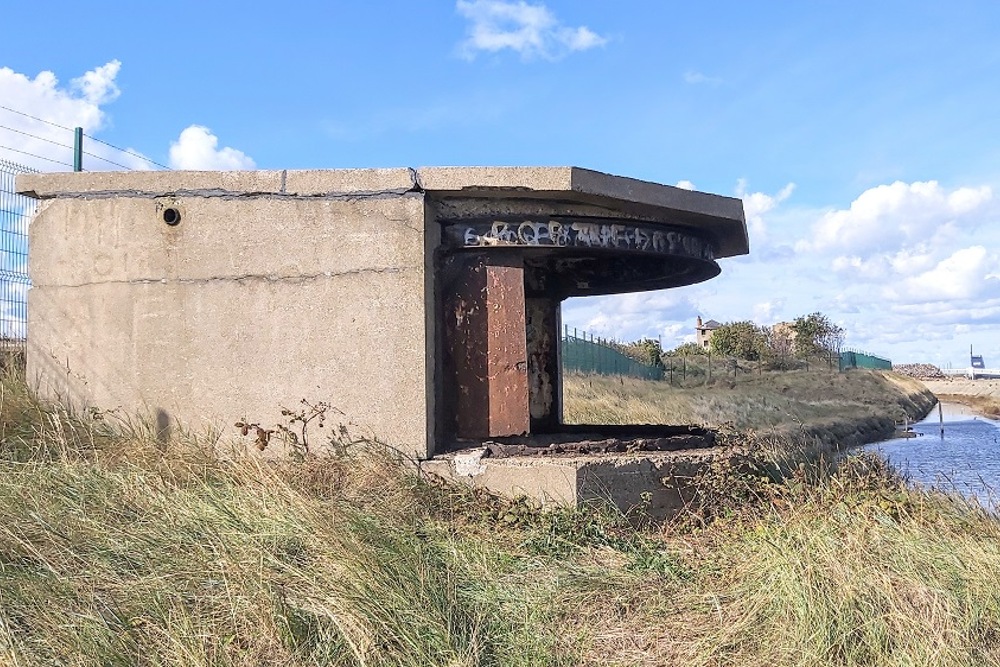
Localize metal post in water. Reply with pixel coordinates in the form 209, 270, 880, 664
939, 401, 944, 438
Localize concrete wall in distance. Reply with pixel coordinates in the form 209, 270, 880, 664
23, 170, 437, 458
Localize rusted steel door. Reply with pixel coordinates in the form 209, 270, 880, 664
525, 296, 561, 432
444, 253, 529, 439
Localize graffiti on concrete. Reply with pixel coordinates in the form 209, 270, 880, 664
451, 219, 715, 260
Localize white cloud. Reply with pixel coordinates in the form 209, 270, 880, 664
736, 179, 795, 242
168, 125, 255, 170
71, 60, 121, 105
887, 246, 1000, 303
752, 300, 785, 324
675, 180, 696, 190
0, 61, 155, 171
456, 0, 607, 60
562, 291, 698, 346
683, 70, 723, 85
800, 180, 993, 255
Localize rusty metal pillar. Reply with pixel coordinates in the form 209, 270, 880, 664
525, 296, 561, 432
443, 253, 529, 439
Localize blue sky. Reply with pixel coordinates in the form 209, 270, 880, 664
2, 0, 999, 367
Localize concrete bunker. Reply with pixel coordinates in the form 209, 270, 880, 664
437, 203, 735, 453
17, 167, 747, 500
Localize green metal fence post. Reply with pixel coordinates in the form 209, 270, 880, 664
73, 127, 83, 172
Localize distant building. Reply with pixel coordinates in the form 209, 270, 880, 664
695, 316, 721, 349
770, 321, 797, 356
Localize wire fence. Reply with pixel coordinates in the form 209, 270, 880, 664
0, 103, 170, 172
0, 158, 34, 362
661, 350, 842, 383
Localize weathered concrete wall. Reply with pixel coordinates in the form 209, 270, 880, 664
22, 169, 438, 458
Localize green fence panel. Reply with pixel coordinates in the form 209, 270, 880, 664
561, 329, 664, 381
840, 349, 892, 371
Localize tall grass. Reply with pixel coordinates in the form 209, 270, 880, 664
0, 368, 566, 666
2, 368, 999, 666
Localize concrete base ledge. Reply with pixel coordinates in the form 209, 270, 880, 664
420, 447, 723, 519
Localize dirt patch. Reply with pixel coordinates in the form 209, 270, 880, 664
452, 424, 716, 458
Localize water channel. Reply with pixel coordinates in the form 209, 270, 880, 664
862, 402, 1000, 511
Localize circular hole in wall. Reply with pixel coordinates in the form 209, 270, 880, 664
162, 208, 181, 226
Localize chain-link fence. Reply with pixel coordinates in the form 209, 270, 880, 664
0, 158, 34, 364
561, 327, 665, 380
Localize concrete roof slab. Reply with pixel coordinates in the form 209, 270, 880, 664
283, 168, 417, 195
17, 166, 748, 256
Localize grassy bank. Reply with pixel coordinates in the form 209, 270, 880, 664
564, 368, 936, 449
3, 370, 998, 666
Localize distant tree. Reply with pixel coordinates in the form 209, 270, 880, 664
710, 321, 769, 360
791, 312, 845, 357
620, 338, 666, 369
762, 324, 796, 368
667, 342, 706, 357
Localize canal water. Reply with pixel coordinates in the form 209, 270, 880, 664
862, 402, 1000, 511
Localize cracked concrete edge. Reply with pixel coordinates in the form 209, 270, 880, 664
414, 166, 744, 221
18, 167, 741, 218
30, 266, 413, 290
15, 168, 421, 199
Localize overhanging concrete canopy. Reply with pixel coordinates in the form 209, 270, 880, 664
417, 166, 748, 258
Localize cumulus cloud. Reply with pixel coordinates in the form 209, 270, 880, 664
886, 246, 1000, 303
736, 179, 795, 242
456, 0, 607, 60
800, 180, 993, 255
752, 300, 785, 324
71, 60, 121, 105
781, 177, 1000, 365
168, 126, 255, 170
562, 291, 698, 346
0, 61, 159, 171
